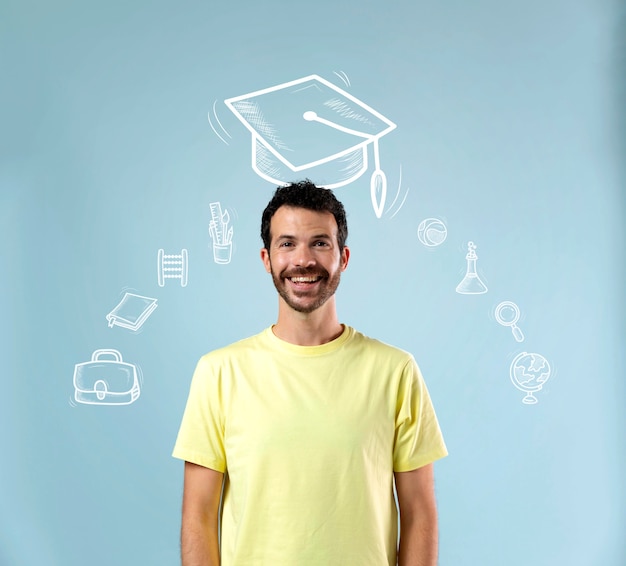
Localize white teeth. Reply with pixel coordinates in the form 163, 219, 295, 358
290, 276, 319, 283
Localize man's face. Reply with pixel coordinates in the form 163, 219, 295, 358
261, 206, 349, 314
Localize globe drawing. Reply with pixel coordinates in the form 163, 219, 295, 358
510, 352, 551, 404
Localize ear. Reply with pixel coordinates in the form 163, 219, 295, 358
340, 246, 350, 271
260, 248, 272, 273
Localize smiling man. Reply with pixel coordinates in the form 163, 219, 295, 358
173, 180, 447, 566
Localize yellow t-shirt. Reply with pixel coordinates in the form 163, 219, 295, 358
172, 325, 447, 566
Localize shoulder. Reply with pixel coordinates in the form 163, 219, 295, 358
188, 329, 270, 390
197, 328, 270, 366
345, 326, 415, 367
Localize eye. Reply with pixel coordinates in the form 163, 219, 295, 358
279, 241, 294, 247
313, 241, 330, 247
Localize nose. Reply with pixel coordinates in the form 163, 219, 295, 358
293, 244, 315, 267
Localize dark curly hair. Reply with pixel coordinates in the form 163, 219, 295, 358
260, 180, 348, 252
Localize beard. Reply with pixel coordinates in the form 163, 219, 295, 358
269, 262, 342, 314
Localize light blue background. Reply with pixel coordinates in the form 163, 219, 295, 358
2, 0, 624, 564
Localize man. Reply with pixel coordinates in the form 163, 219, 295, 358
173, 180, 447, 566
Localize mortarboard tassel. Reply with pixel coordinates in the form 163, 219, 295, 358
370, 138, 386, 218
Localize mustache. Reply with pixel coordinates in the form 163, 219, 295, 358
281, 267, 329, 279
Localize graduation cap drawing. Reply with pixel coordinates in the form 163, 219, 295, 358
224, 74, 396, 218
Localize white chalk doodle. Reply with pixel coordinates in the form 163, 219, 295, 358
495, 301, 525, 342
510, 352, 551, 404
332, 70, 351, 87
157, 249, 188, 287
209, 202, 233, 264
73, 349, 140, 406
385, 165, 410, 219
223, 74, 396, 218
456, 241, 488, 294
106, 292, 158, 331
208, 100, 232, 146
417, 218, 447, 247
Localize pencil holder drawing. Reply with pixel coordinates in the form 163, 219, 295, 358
212, 242, 232, 264
208, 202, 234, 265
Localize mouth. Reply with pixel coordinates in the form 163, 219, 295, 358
283, 271, 326, 290
287, 275, 323, 286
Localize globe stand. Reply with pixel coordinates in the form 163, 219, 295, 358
522, 392, 538, 404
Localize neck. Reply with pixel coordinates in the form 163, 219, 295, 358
272, 299, 344, 346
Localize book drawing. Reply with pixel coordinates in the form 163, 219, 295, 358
106, 292, 158, 331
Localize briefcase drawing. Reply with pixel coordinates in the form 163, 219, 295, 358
73, 349, 141, 406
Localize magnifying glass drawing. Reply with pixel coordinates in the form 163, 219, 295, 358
495, 301, 525, 342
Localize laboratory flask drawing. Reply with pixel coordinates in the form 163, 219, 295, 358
223, 74, 397, 218
208, 202, 233, 264
417, 218, 447, 247
106, 292, 158, 331
456, 241, 488, 294
510, 352, 551, 404
157, 249, 188, 287
73, 349, 141, 406
495, 301, 525, 342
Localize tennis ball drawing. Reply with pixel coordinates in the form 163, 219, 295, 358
417, 218, 447, 247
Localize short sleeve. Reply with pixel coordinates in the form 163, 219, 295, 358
172, 356, 227, 472
393, 357, 448, 472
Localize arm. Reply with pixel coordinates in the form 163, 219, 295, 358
181, 461, 224, 566
394, 463, 439, 566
